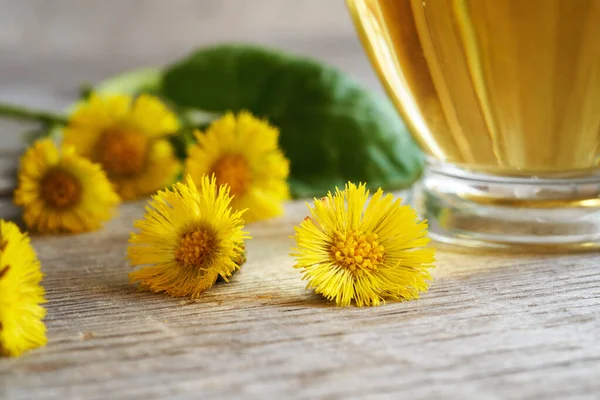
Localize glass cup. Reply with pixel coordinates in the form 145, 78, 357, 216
346, 0, 600, 250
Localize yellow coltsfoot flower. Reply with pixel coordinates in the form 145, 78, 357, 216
0, 220, 47, 357
185, 111, 290, 223
128, 175, 251, 298
14, 139, 120, 234
63, 93, 181, 200
292, 182, 435, 307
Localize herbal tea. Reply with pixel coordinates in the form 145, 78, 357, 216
348, 0, 600, 176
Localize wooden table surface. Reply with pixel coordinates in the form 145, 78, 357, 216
1, 1, 599, 399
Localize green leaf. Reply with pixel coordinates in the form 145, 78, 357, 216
161, 44, 424, 198
94, 67, 163, 94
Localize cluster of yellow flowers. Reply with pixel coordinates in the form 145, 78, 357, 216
0, 93, 434, 358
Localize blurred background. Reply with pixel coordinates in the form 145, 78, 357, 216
0, 0, 381, 153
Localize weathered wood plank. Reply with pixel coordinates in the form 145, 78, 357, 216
1, 199, 599, 399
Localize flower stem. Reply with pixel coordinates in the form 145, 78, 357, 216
0, 102, 68, 126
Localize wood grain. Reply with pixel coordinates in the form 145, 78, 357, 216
1, 1, 599, 399
1, 198, 600, 400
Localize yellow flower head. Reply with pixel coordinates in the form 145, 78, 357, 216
185, 111, 290, 223
128, 175, 251, 298
292, 182, 435, 307
14, 139, 120, 234
0, 220, 47, 357
63, 93, 181, 200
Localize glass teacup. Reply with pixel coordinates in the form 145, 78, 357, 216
347, 0, 600, 250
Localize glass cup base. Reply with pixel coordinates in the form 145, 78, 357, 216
413, 162, 600, 252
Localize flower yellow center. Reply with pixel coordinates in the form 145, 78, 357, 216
40, 168, 81, 209
97, 128, 149, 176
211, 154, 252, 197
175, 229, 216, 269
330, 230, 385, 272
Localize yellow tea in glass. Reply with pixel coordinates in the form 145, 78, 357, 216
347, 0, 600, 249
